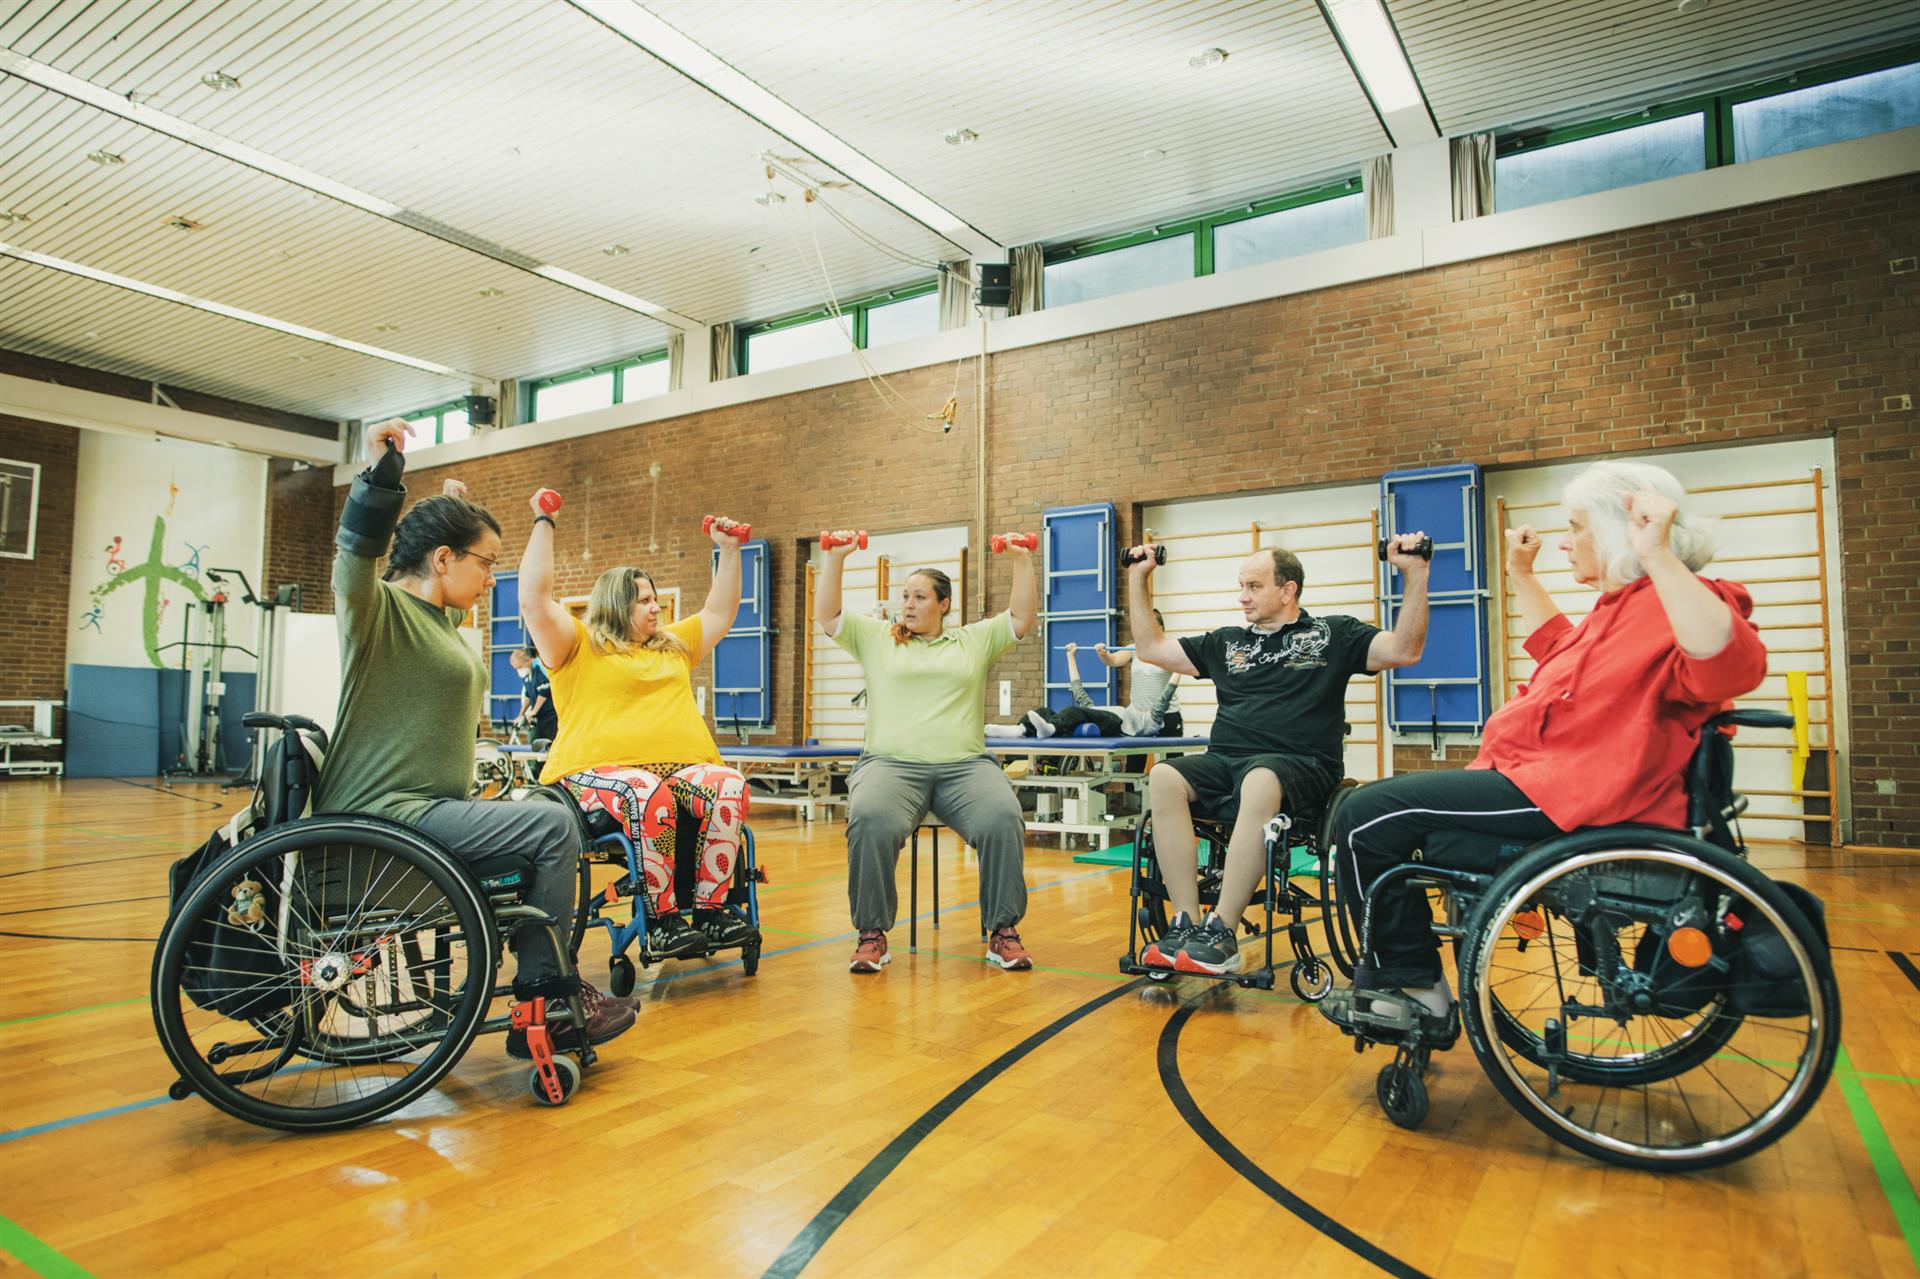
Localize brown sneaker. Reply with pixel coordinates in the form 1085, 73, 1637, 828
505, 988, 636, 1059
575, 975, 640, 1017
986, 925, 1033, 970
849, 929, 890, 973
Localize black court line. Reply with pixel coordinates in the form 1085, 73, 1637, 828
0, 930, 158, 942
108, 777, 227, 809
1157, 1003, 1431, 1279
0, 851, 177, 881
0, 894, 166, 919
1890, 952, 1920, 994
760, 978, 1147, 1279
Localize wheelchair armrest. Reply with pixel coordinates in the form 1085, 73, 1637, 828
1706, 709, 1794, 731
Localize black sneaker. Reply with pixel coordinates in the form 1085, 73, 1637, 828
1318, 985, 1460, 1050
645, 912, 709, 959
1175, 913, 1240, 975
1140, 910, 1196, 968
694, 909, 756, 948
505, 991, 635, 1059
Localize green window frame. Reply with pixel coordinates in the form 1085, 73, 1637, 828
737, 280, 938, 374
400, 399, 470, 445
1041, 177, 1365, 279
1497, 43, 1920, 171
526, 348, 670, 420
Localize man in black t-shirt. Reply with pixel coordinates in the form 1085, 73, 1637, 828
1126, 537, 1432, 974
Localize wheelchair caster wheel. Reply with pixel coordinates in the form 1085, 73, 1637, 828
742, 945, 760, 977
1290, 960, 1333, 1003
1376, 1064, 1428, 1130
609, 956, 636, 997
1146, 968, 1172, 982
168, 1078, 194, 1102
530, 1055, 581, 1107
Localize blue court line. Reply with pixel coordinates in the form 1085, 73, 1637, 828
0, 1096, 171, 1146
0, 865, 1129, 1144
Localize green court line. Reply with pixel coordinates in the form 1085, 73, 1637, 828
0, 1213, 93, 1279
1836, 1045, 1920, 1272
0, 997, 147, 1030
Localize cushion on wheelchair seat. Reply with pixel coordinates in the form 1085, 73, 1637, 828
468, 848, 538, 881
1418, 829, 1536, 871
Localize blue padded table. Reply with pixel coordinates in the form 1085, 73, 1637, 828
719, 743, 861, 821
990, 736, 1209, 850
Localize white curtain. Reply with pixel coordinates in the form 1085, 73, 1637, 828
1007, 244, 1045, 316
1451, 133, 1496, 220
666, 332, 685, 391
709, 323, 736, 382
1365, 154, 1394, 239
938, 262, 972, 330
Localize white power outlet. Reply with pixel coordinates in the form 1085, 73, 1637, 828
999, 681, 1012, 715
696, 685, 707, 715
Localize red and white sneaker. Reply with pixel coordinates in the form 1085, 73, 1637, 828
986, 925, 1034, 970
849, 929, 890, 973
1139, 910, 1196, 969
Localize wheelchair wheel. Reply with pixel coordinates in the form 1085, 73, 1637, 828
1376, 1064, 1428, 1130
153, 817, 495, 1132
1457, 833, 1839, 1171
1290, 958, 1333, 1002
1315, 784, 1363, 979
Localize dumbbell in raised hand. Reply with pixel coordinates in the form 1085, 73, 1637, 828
1121, 544, 1167, 567
704, 515, 752, 541
535, 489, 563, 514
1377, 534, 1434, 561
990, 532, 1038, 553
820, 530, 869, 550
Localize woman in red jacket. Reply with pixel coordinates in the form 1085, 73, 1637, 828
1322, 460, 1767, 1038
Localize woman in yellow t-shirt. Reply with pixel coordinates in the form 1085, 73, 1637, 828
521, 491, 753, 957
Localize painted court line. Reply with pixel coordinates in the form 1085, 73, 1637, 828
1835, 1045, 1920, 1273
0, 1213, 93, 1279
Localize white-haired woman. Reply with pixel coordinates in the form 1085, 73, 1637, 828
1320, 460, 1767, 1039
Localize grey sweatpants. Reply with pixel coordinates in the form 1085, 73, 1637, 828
845, 754, 1028, 933
414, 798, 581, 982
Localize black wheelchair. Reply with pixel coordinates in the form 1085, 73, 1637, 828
152, 713, 602, 1132
1321, 709, 1839, 1171
532, 783, 766, 993
1120, 786, 1357, 1000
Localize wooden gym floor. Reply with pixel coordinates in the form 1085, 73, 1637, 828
0, 778, 1916, 1279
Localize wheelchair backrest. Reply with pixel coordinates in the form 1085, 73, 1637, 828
258, 725, 327, 829
1685, 708, 1793, 853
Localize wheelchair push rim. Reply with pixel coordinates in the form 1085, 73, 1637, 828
1461, 843, 1837, 1171
153, 819, 497, 1132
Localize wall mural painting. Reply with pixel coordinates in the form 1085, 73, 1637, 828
79, 493, 209, 668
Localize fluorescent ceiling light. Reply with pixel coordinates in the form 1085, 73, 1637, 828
568, 0, 1000, 259
0, 47, 700, 329
1324, 0, 1424, 115
0, 240, 486, 382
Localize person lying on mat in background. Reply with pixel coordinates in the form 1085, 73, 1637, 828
1319, 460, 1766, 1044
984, 623, 1181, 740
815, 534, 1038, 974
315, 418, 636, 1059
524, 499, 757, 958
1129, 538, 1431, 975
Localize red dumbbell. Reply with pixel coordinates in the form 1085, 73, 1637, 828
990, 532, 1039, 554
703, 515, 752, 541
535, 488, 563, 515
820, 530, 869, 550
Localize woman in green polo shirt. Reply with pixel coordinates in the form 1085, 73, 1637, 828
815, 533, 1037, 974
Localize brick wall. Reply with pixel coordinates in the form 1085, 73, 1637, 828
321, 175, 1916, 844
0, 418, 80, 725
264, 460, 339, 613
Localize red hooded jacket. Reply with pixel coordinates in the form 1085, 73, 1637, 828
1469, 575, 1768, 830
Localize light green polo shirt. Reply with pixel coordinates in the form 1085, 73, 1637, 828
834, 610, 1017, 763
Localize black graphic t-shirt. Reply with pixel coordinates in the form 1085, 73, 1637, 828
1178, 611, 1381, 767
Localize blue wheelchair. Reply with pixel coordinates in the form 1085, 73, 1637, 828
531, 784, 766, 994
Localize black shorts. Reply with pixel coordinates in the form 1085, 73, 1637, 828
1163, 751, 1339, 825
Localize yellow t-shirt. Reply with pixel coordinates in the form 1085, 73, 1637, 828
538, 615, 718, 782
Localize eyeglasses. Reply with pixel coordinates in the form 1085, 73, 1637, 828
456, 550, 500, 572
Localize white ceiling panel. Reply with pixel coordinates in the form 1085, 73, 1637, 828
1394, 0, 1920, 135
647, 0, 1391, 248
